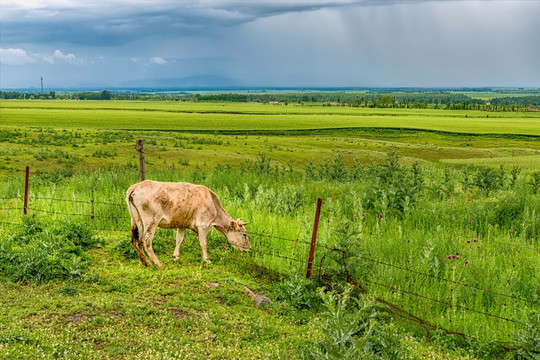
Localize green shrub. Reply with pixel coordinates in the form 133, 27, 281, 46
3, 236, 90, 283
507, 312, 540, 360
53, 220, 101, 249
0, 219, 91, 283
299, 286, 403, 359
272, 275, 322, 311
529, 172, 540, 195
10, 215, 46, 245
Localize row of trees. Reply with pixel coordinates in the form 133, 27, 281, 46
1, 90, 539, 111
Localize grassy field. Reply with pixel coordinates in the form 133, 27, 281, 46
1, 126, 540, 179
2, 100, 540, 135
455, 91, 540, 101
1, 100, 539, 359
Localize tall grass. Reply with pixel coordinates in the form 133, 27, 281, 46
0, 154, 538, 345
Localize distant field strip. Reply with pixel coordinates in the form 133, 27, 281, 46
4, 99, 540, 118
441, 155, 540, 170
2, 100, 540, 135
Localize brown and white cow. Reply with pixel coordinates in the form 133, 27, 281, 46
126, 180, 250, 267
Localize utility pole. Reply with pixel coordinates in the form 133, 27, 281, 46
41, 76, 43, 94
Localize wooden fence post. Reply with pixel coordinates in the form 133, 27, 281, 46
23, 166, 30, 215
90, 189, 95, 220
136, 139, 146, 181
306, 197, 322, 279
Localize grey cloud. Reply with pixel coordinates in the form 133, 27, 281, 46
1, 0, 410, 46
1, 0, 539, 88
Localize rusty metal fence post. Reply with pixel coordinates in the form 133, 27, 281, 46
306, 197, 322, 279
23, 166, 29, 215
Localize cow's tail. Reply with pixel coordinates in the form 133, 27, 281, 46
126, 188, 151, 266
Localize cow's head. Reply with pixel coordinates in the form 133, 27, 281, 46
226, 219, 251, 251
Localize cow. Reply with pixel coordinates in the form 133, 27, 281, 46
126, 180, 251, 267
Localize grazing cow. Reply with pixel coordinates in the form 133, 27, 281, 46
126, 180, 250, 267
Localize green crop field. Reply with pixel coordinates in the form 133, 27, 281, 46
2, 100, 540, 134
455, 91, 540, 101
1, 100, 539, 359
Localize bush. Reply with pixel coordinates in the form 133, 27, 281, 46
0, 218, 92, 283
2, 236, 90, 283
10, 215, 46, 245
507, 312, 540, 360
53, 220, 101, 249
272, 275, 322, 311
299, 286, 404, 359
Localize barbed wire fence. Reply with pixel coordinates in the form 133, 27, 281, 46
0, 169, 538, 347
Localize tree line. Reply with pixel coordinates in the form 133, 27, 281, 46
1, 90, 539, 111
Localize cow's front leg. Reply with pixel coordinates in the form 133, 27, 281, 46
197, 228, 211, 264
173, 228, 186, 262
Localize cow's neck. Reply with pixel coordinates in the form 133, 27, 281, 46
213, 208, 234, 236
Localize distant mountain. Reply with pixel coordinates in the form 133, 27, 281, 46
120, 75, 241, 89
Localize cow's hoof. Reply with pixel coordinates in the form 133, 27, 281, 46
173, 256, 179, 262
203, 259, 212, 264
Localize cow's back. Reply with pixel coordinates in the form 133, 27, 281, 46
128, 180, 217, 229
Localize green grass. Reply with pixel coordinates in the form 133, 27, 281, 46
0, 125, 539, 179
0, 244, 319, 359
1, 162, 539, 359
455, 91, 539, 100
1, 100, 540, 359
2, 100, 540, 135
442, 155, 540, 170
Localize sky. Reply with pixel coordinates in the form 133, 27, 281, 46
1, 0, 539, 89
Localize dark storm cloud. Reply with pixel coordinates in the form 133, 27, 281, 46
1, 1, 539, 88
1, 1, 376, 46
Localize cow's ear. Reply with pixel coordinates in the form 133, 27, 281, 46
230, 220, 237, 229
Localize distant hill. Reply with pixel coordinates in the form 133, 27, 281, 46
120, 75, 241, 89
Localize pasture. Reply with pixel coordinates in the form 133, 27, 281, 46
2, 100, 540, 134
0, 99, 539, 359
454, 91, 540, 101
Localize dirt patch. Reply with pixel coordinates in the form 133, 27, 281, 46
67, 313, 85, 324
169, 307, 190, 319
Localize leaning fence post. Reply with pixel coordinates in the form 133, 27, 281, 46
136, 139, 146, 181
90, 189, 95, 220
306, 197, 322, 279
23, 166, 29, 215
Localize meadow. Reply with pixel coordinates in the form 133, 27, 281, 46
453, 91, 540, 101
0, 99, 539, 359
2, 100, 540, 134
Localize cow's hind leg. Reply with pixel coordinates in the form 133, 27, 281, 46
173, 228, 186, 262
131, 225, 151, 267
142, 219, 162, 268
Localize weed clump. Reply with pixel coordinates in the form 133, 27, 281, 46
110, 236, 166, 260
507, 312, 540, 360
299, 286, 403, 359
272, 275, 322, 311
0, 216, 97, 283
